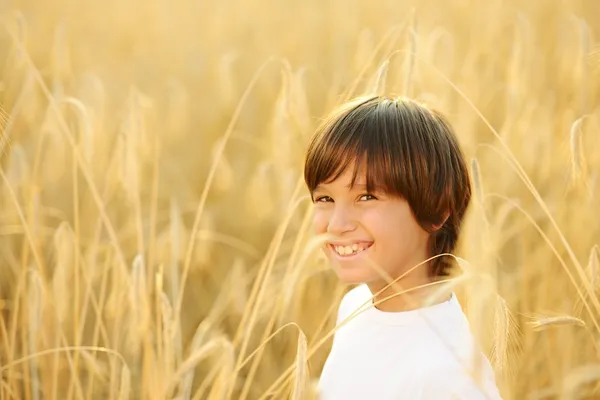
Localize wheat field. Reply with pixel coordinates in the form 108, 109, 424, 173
0, 0, 599, 399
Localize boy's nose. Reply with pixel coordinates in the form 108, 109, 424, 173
327, 205, 356, 234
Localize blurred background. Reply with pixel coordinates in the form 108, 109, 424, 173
0, 0, 599, 398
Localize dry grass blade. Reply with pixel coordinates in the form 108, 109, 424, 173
5, 143, 29, 187
527, 314, 586, 331
372, 60, 389, 95
211, 138, 234, 192
191, 366, 222, 400
177, 277, 236, 400
246, 161, 275, 221
470, 157, 484, 205
289, 68, 311, 135
271, 65, 293, 161
403, 16, 418, 96
208, 342, 235, 400
587, 245, 599, 289
290, 330, 308, 400
127, 254, 149, 356
160, 291, 175, 374
169, 197, 183, 299
573, 245, 599, 316
281, 234, 328, 313
52, 221, 74, 324
62, 97, 93, 163
590, 45, 600, 75
561, 363, 600, 400
491, 294, 511, 373
165, 337, 231, 397
117, 364, 131, 400
79, 349, 109, 383
343, 22, 409, 101
27, 269, 43, 400
569, 116, 587, 181
0, 103, 11, 160
0, 346, 128, 373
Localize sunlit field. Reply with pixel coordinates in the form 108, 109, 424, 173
0, 0, 599, 398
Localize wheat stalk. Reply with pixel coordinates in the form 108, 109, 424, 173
528, 314, 586, 331
117, 364, 131, 400
569, 116, 587, 182
0, 103, 12, 161
587, 245, 599, 289
127, 254, 150, 359
560, 363, 600, 400
491, 294, 510, 373
51, 222, 73, 325
165, 337, 232, 397
27, 269, 43, 400
403, 15, 418, 96
160, 291, 177, 394
372, 60, 389, 95
290, 330, 309, 400
470, 157, 485, 210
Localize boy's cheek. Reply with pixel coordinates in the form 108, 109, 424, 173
311, 212, 329, 234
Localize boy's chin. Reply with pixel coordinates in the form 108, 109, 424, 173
334, 268, 373, 285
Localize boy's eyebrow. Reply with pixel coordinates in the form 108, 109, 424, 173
311, 182, 376, 193
311, 185, 325, 196
348, 182, 376, 191
349, 182, 385, 193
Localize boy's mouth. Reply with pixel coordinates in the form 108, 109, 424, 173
329, 242, 373, 257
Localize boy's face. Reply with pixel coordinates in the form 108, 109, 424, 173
311, 166, 432, 287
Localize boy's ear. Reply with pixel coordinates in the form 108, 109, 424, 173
431, 212, 450, 231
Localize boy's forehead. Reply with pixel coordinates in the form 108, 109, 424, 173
316, 169, 368, 190
316, 180, 367, 189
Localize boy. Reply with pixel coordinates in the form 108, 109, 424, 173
304, 96, 502, 399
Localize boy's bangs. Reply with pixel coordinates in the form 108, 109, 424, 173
304, 117, 408, 197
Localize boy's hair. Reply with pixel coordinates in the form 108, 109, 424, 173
304, 96, 471, 277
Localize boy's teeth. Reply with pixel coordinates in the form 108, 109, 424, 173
334, 244, 368, 256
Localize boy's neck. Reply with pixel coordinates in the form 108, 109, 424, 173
367, 275, 442, 312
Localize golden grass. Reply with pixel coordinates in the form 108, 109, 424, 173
0, 0, 599, 399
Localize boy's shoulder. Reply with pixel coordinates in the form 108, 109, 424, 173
415, 358, 502, 400
413, 333, 502, 399
336, 284, 372, 324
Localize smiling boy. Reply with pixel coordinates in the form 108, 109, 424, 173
304, 96, 502, 399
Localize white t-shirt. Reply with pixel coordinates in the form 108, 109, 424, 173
317, 284, 502, 400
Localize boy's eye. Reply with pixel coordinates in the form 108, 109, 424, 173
359, 194, 377, 201
314, 196, 333, 203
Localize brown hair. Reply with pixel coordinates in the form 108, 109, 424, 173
304, 96, 471, 277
